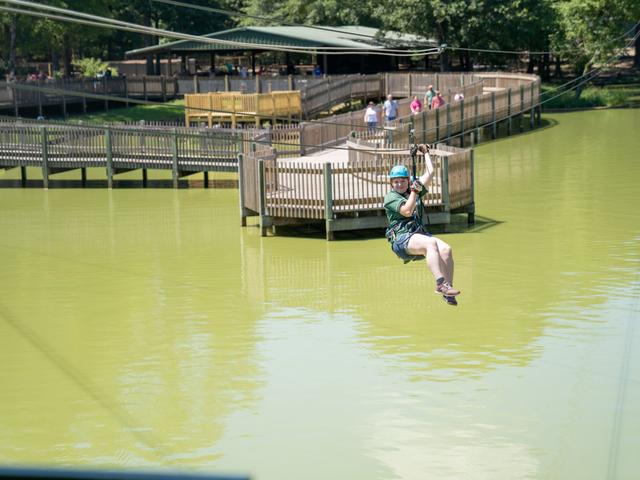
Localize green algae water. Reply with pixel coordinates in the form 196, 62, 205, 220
1, 109, 639, 479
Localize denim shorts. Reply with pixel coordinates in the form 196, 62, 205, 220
391, 231, 429, 264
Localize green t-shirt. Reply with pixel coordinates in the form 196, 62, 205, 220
425, 89, 436, 107
383, 188, 426, 237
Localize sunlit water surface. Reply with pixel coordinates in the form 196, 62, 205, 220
1, 109, 639, 480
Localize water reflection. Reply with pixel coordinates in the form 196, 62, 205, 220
0, 110, 639, 478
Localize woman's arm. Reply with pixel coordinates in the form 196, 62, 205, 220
399, 191, 420, 217
417, 145, 436, 186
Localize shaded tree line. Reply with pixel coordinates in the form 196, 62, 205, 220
1, 0, 638, 83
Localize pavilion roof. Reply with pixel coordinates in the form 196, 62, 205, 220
125, 25, 437, 56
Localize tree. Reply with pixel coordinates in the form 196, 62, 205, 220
551, 0, 638, 96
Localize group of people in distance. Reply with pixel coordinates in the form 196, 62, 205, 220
366, 84, 467, 131
363, 93, 399, 133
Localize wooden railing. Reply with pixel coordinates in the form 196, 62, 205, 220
0, 119, 243, 184
0, 76, 180, 115
184, 91, 302, 127
243, 141, 473, 224
356, 73, 541, 146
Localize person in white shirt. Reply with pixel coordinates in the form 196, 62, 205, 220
383, 94, 398, 124
364, 101, 378, 133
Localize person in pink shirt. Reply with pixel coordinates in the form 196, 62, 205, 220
410, 96, 422, 115
431, 91, 445, 109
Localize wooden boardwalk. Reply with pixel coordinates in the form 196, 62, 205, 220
0, 72, 542, 239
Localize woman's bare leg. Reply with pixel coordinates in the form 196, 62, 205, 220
406, 234, 444, 280
433, 237, 454, 285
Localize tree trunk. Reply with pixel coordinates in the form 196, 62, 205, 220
542, 53, 550, 81
574, 62, 592, 99
51, 48, 60, 74
8, 14, 17, 75
464, 50, 472, 71
63, 33, 72, 78
143, 8, 154, 75
527, 56, 535, 74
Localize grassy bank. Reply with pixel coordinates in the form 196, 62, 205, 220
541, 83, 640, 109
60, 99, 185, 124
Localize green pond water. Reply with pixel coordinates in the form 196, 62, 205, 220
0, 109, 639, 479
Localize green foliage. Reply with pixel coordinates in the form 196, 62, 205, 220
541, 84, 636, 108
2, 0, 638, 85
550, 0, 638, 76
73, 58, 110, 78
65, 100, 186, 123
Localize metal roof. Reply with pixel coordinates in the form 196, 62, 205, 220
125, 26, 437, 57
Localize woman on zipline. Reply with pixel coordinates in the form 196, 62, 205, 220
383, 144, 460, 305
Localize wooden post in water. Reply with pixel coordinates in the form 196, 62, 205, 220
41, 126, 49, 189
507, 88, 512, 136
237, 153, 247, 226
258, 159, 268, 236
441, 156, 450, 227
468, 149, 475, 224
519, 84, 525, 132
81, 168, 86, 187
171, 128, 179, 188
192, 75, 198, 94
474, 95, 479, 144
491, 91, 497, 139
530, 82, 535, 129
142, 169, 148, 188
224, 75, 229, 92
203, 171, 209, 188
105, 128, 113, 189
323, 162, 334, 241
20, 166, 27, 187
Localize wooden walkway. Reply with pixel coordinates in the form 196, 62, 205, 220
0, 72, 542, 239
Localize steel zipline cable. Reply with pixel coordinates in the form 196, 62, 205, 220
0, 0, 442, 57
1, 2, 637, 152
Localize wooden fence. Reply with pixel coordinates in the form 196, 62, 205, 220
184, 91, 302, 127
0, 119, 243, 187
356, 73, 541, 146
242, 139, 474, 239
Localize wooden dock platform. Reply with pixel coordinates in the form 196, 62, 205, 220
239, 140, 474, 240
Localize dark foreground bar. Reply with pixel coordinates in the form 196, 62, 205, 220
0, 467, 249, 480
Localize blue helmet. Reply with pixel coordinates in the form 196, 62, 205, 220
389, 165, 409, 179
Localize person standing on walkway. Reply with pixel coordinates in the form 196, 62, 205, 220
424, 84, 436, 109
383, 94, 398, 124
364, 101, 378, 134
410, 96, 423, 115
431, 91, 445, 109
383, 145, 460, 305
